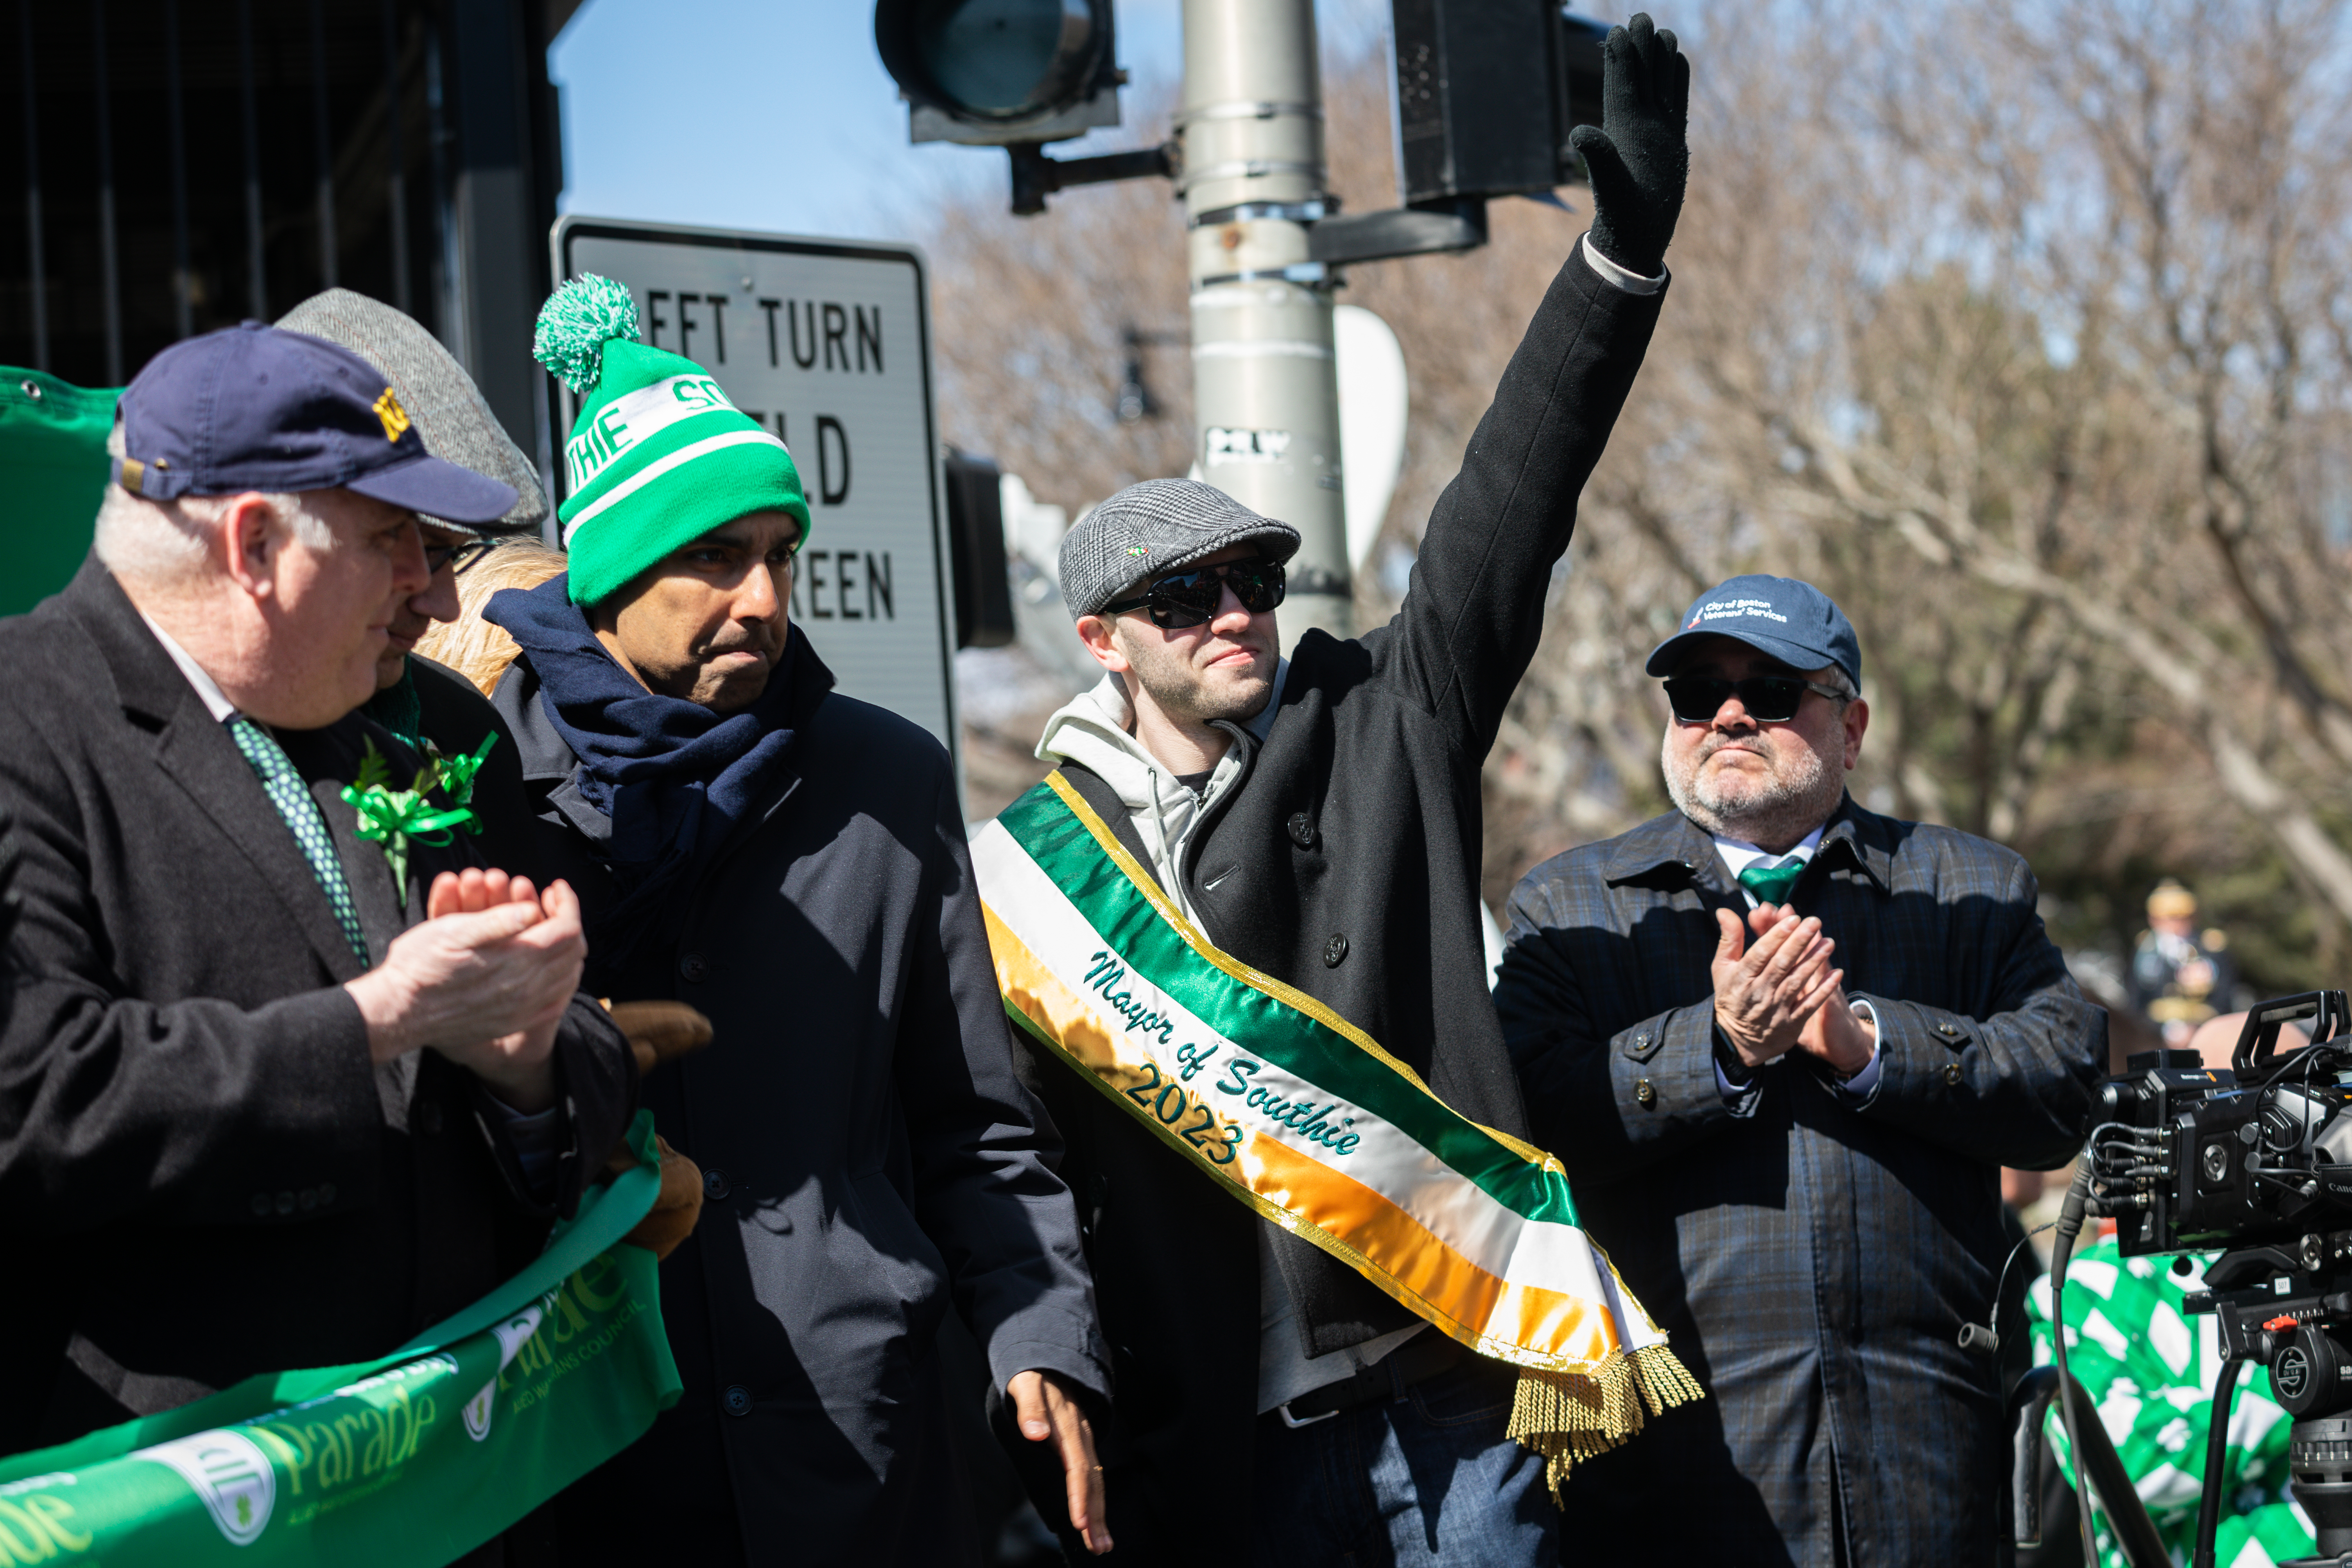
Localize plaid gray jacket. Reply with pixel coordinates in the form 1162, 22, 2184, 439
1494, 797, 2103, 1568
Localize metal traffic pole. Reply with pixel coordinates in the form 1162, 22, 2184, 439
1179, 0, 1351, 642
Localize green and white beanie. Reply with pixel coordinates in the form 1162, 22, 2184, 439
534, 275, 810, 606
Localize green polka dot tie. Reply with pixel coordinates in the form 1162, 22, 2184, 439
1737, 857, 1807, 907
227, 715, 371, 964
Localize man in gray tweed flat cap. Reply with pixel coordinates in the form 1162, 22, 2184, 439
986, 16, 1692, 1566
276, 288, 547, 854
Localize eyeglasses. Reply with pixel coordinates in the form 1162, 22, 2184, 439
1663, 675, 1849, 724
1101, 559, 1285, 630
423, 538, 498, 575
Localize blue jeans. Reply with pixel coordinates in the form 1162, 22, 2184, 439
1248, 1355, 1560, 1568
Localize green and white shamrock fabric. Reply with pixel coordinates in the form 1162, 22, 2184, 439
2027, 1236, 2315, 1568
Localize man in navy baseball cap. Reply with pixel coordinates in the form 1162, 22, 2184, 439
0, 321, 640, 1475
1643, 572, 1862, 690
96, 321, 515, 728
1492, 566, 2102, 1563
111, 319, 517, 525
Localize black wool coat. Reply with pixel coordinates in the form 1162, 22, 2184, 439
0, 561, 637, 1455
1494, 801, 2105, 1568
487, 629, 1108, 1568
1002, 242, 1665, 1559
405, 653, 543, 869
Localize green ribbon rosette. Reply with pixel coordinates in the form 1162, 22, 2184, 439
342, 735, 495, 889
0, 1112, 681, 1568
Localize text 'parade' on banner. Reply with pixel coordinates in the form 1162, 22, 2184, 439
552, 217, 957, 753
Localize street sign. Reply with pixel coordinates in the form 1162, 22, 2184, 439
550, 216, 959, 755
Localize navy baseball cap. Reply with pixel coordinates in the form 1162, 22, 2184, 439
1645, 575, 1863, 690
111, 320, 517, 525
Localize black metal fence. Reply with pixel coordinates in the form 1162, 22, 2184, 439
2, 0, 565, 455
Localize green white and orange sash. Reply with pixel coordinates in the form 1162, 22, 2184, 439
972, 773, 1701, 1492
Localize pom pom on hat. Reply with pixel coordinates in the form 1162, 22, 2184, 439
534, 275, 639, 394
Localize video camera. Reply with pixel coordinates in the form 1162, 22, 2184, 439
2058, 991, 2352, 1568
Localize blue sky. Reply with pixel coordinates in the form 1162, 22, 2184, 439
550, 0, 1386, 244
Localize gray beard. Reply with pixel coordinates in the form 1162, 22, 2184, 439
1663, 729, 1847, 848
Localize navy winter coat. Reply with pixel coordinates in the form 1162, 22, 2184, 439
492, 631, 1108, 1568
1495, 798, 2105, 1567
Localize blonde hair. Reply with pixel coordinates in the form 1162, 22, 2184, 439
412, 539, 569, 696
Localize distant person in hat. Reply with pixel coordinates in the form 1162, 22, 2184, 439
980, 20, 1697, 1564
0, 322, 637, 1472
478, 278, 1110, 1566
2129, 880, 2237, 1047
1492, 573, 2106, 1564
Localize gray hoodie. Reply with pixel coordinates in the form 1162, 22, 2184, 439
1030, 671, 1262, 928
1033, 662, 1426, 1412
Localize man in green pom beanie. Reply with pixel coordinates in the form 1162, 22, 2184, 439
481, 277, 1113, 1565
543, 276, 810, 609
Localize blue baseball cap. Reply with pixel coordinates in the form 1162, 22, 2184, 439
111, 320, 517, 525
1645, 574, 1863, 690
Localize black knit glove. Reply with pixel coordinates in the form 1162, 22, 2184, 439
1571, 13, 1690, 279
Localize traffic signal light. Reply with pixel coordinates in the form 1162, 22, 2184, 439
1391, 2, 1610, 208
941, 448, 1016, 649
874, 0, 1124, 147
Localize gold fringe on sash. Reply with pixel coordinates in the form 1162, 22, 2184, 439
1506, 1342, 1707, 1502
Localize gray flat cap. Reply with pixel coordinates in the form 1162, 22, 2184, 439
1059, 478, 1300, 620
276, 289, 548, 537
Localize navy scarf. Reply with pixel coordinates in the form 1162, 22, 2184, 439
484, 573, 801, 962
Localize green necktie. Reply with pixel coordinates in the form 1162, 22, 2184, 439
1737, 857, 1806, 907
227, 715, 371, 965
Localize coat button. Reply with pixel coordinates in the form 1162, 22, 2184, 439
703, 1168, 730, 1201
1943, 1063, 1963, 1087
418, 1100, 443, 1136
722, 1384, 753, 1417
251, 1193, 271, 1217
1635, 1079, 1657, 1107
1937, 1022, 1960, 1038
1323, 934, 1348, 967
678, 952, 710, 984
276, 1191, 296, 1215
1288, 813, 1316, 848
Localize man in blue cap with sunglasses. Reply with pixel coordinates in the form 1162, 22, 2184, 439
1492, 573, 2105, 1564
0, 321, 637, 1480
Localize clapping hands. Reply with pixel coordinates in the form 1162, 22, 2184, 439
345, 866, 588, 1112
1710, 903, 1876, 1078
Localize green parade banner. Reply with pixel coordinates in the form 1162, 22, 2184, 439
0, 1111, 680, 1567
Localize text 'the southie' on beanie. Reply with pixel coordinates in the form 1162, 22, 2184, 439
534, 274, 810, 606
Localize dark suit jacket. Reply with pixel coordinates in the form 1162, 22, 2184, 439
0, 560, 636, 1455
1494, 798, 2104, 1568
488, 630, 1106, 1568
405, 653, 539, 882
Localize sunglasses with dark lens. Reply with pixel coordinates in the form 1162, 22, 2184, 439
424, 539, 498, 575
1663, 674, 1848, 724
1101, 558, 1286, 630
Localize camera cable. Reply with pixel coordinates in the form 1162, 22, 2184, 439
2050, 1161, 2172, 1568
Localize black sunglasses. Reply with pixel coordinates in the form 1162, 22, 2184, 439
424, 538, 498, 575
1663, 674, 1848, 724
1102, 558, 1285, 630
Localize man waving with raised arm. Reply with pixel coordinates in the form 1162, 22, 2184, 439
972, 18, 1697, 1566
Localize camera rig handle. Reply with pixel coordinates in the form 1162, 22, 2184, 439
2232, 990, 2349, 1076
